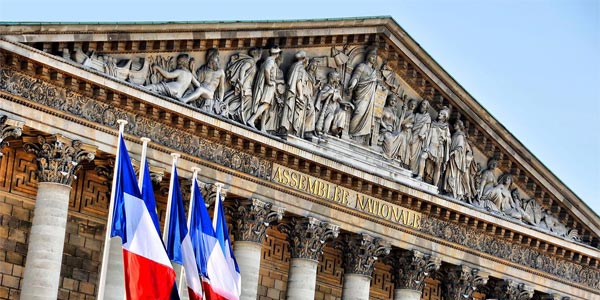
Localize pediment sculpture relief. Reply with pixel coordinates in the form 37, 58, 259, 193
60, 44, 581, 243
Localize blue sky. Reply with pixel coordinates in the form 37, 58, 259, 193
1, 0, 599, 216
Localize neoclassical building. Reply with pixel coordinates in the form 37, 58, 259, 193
0, 17, 598, 300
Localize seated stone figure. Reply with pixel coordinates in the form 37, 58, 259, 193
481, 174, 524, 220
145, 54, 198, 99
315, 71, 352, 137
181, 48, 226, 113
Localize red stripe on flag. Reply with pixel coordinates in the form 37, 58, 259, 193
123, 249, 177, 300
202, 281, 229, 300
187, 287, 203, 300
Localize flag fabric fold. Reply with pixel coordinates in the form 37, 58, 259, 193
188, 181, 240, 300
166, 168, 204, 300
213, 194, 241, 300
110, 135, 179, 300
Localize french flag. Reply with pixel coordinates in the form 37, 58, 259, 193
166, 168, 204, 300
188, 181, 239, 300
110, 135, 179, 299
212, 192, 241, 300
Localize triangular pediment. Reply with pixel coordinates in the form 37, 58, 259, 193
1, 18, 598, 291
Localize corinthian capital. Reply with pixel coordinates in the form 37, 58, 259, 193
232, 198, 285, 243
0, 115, 24, 156
279, 216, 339, 261
441, 265, 489, 300
392, 250, 441, 291
23, 134, 96, 185
339, 233, 390, 277
491, 279, 534, 300
199, 182, 229, 207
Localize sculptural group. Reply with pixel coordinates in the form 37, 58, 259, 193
63, 45, 580, 242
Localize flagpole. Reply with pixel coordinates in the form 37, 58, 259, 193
137, 137, 151, 189
163, 153, 180, 244
98, 119, 128, 300
212, 182, 224, 230
177, 167, 202, 298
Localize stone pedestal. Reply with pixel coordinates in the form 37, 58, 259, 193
394, 289, 422, 300
21, 183, 71, 300
342, 274, 371, 300
286, 258, 319, 300
234, 241, 263, 300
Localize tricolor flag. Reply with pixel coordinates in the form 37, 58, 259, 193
188, 181, 239, 300
166, 168, 203, 300
110, 135, 179, 299
212, 192, 241, 299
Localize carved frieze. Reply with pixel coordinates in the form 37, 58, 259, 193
278, 216, 339, 261
440, 265, 489, 300
0, 114, 23, 156
391, 249, 441, 291
231, 198, 284, 244
338, 233, 391, 277
490, 279, 534, 300
22, 134, 96, 185
419, 216, 600, 289
0, 67, 273, 180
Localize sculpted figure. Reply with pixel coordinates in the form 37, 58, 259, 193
378, 95, 415, 161
181, 48, 226, 113
302, 59, 321, 139
263, 53, 286, 133
463, 140, 479, 202
443, 120, 468, 200
280, 51, 308, 136
513, 189, 543, 226
247, 46, 283, 131
407, 100, 432, 171
540, 209, 569, 237
481, 174, 524, 220
145, 54, 198, 99
476, 158, 499, 202
347, 49, 379, 145
397, 99, 417, 166
414, 107, 451, 187
315, 71, 351, 137
223, 47, 262, 123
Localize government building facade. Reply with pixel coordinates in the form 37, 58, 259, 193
0, 17, 598, 300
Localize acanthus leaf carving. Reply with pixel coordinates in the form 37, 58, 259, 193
338, 233, 391, 277
440, 265, 489, 300
231, 198, 285, 244
278, 216, 339, 261
0, 114, 24, 156
23, 134, 96, 185
391, 249, 441, 291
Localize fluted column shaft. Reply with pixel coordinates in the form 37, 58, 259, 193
234, 241, 263, 300
21, 135, 96, 300
342, 274, 371, 300
394, 289, 422, 300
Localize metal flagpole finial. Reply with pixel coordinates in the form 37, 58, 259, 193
140, 137, 151, 143
171, 152, 181, 160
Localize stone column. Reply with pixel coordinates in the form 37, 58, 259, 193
21, 134, 96, 300
392, 250, 441, 300
0, 114, 23, 156
440, 265, 489, 300
339, 233, 390, 300
541, 294, 570, 300
231, 198, 285, 300
279, 217, 339, 300
489, 279, 534, 300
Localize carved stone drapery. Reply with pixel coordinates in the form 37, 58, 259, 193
392, 249, 441, 291
23, 134, 96, 185
0, 114, 23, 156
279, 216, 339, 261
231, 198, 284, 244
441, 265, 489, 300
490, 279, 534, 300
339, 233, 390, 277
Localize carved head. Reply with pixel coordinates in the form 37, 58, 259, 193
498, 173, 513, 188
206, 48, 221, 70
269, 45, 282, 56
366, 49, 378, 64
454, 120, 464, 131
511, 188, 521, 201
407, 99, 418, 110
386, 94, 398, 108
307, 58, 319, 73
419, 100, 430, 113
328, 71, 341, 85
249, 47, 262, 60
176, 54, 190, 68
487, 158, 499, 170
438, 106, 450, 122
